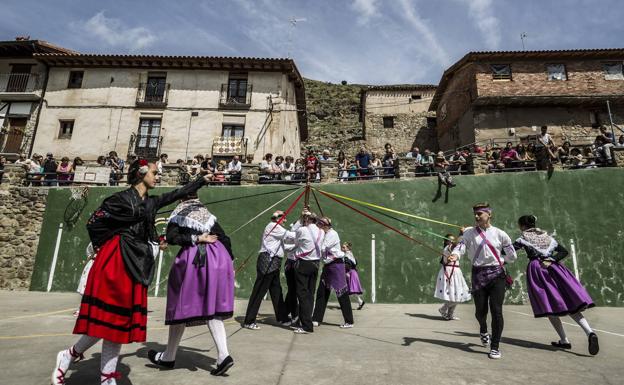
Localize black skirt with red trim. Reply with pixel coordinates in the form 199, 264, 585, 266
73, 235, 148, 344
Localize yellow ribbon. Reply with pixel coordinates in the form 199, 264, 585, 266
315, 189, 462, 229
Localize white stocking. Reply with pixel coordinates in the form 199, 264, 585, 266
570, 312, 593, 336
100, 340, 122, 385
207, 318, 229, 364
548, 316, 569, 343
357, 296, 364, 306
161, 324, 186, 361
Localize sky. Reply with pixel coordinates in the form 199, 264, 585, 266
1, 0, 623, 85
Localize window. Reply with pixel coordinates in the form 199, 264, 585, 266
491, 64, 512, 80
137, 118, 161, 148
222, 124, 245, 137
67, 71, 84, 88
411, 94, 422, 100
145, 73, 167, 102
227, 73, 249, 104
58, 120, 74, 139
546, 64, 567, 81
603, 62, 624, 80
383, 116, 394, 128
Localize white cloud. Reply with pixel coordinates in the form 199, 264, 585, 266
74, 11, 156, 52
352, 0, 378, 24
457, 0, 501, 49
398, 0, 450, 66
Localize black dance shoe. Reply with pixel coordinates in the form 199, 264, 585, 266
588, 332, 599, 355
210, 356, 234, 376
550, 341, 572, 349
147, 350, 175, 369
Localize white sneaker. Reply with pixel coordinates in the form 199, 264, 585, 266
51, 350, 72, 385
447, 315, 460, 320
243, 323, 261, 330
339, 323, 354, 329
312, 321, 319, 327
293, 327, 308, 334
480, 333, 491, 347
488, 349, 502, 359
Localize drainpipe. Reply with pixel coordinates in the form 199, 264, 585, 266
29, 63, 49, 158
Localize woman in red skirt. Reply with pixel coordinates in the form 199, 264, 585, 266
51, 159, 211, 385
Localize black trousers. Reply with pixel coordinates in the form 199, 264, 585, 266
473, 276, 506, 350
294, 259, 320, 332
284, 260, 299, 319
312, 283, 354, 325
244, 269, 288, 325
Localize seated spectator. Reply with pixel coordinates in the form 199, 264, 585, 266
617, 135, 624, 147
42, 152, 58, 186
189, 158, 200, 177
525, 143, 537, 162
382, 146, 398, 177
26, 154, 44, 186
56, 157, 73, 186
556, 141, 571, 165
70, 157, 84, 182
434, 152, 455, 187
201, 155, 215, 175
405, 146, 422, 164
281, 155, 295, 181
337, 150, 348, 181
157, 153, 168, 175
305, 149, 320, 181
347, 160, 358, 181
370, 152, 382, 179
448, 151, 466, 172
294, 158, 305, 180
273, 156, 285, 179
500, 142, 520, 168
355, 146, 371, 178
516, 144, 527, 160
419, 149, 434, 174
473, 144, 484, 154
213, 163, 227, 183
227, 155, 242, 181
487, 146, 504, 171
176, 159, 191, 184
320, 149, 332, 161
14, 153, 28, 167
595, 127, 615, 165
260, 153, 275, 181
582, 147, 597, 168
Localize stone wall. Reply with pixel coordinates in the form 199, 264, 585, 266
365, 112, 438, 154
0, 186, 48, 290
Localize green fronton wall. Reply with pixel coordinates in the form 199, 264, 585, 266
30, 169, 624, 306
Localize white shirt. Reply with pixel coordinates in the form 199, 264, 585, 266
321, 229, 345, 264
259, 222, 287, 257
538, 133, 552, 146
227, 160, 242, 173
452, 226, 517, 267
344, 250, 356, 265
285, 222, 324, 261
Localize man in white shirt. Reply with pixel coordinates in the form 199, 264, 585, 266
285, 210, 324, 333
311, 217, 354, 328
243, 211, 291, 330
227, 156, 242, 182
451, 203, 517, 360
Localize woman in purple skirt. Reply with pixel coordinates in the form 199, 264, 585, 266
148, 192, 236, 375
514, 215, 599, 355
343, 242, 365, 310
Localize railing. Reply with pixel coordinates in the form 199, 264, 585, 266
178, 172, 241, 186
219, 83, 252, 109
0, 73, 40, 93
136, 83, 170, 107
259, 171, 317, 184
129, 133, 163, 160
212, 136, 248, 157
337, 166, 398, 181
488, 160, 537, 173
24, 171, 126, 186
411, 164, 471, 178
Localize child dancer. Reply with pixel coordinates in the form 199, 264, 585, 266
434, 234, 471, 320
343, 242, 365, 310
514, 215, 598, 355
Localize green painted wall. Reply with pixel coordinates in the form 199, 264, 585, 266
31, 169, 624, 305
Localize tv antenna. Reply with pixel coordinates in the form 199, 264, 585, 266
287, 16, 307, 58
520, 32, 528, 50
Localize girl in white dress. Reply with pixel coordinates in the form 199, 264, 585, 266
434, 234, 471, 320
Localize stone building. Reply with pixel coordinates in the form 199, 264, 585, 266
0, 38, 76, 158
31, 53, 307, 162
430, 49, 624, 150
361, 84, 438, 154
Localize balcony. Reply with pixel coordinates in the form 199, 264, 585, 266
136, 82, 170, 108
212, 136, 248, 156
219, 83, 252, 109
0, 73, 41, 100
129, 133, 164, 160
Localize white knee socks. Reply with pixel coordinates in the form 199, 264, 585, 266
570, 312, 593, 336
548, 316, 569, 343
357, 296, 364, 306
100, 340, 121, 385
207, 319, 229, 364
161, 324, 186, 361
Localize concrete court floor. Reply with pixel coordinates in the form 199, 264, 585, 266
0, 291, 622, 385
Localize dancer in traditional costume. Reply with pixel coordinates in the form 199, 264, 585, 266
312, 217, 355, 328
451, 203, 517, 359
74, 243, 96, 316
283, 230, 299, 322
285, 210, 324, 334
343, 242, 365, 310
243, 211, 291, 330
51, 160, 209, 385
147, 191, 236, 375
514, 215, 598, 355
434, 234, 471, 320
